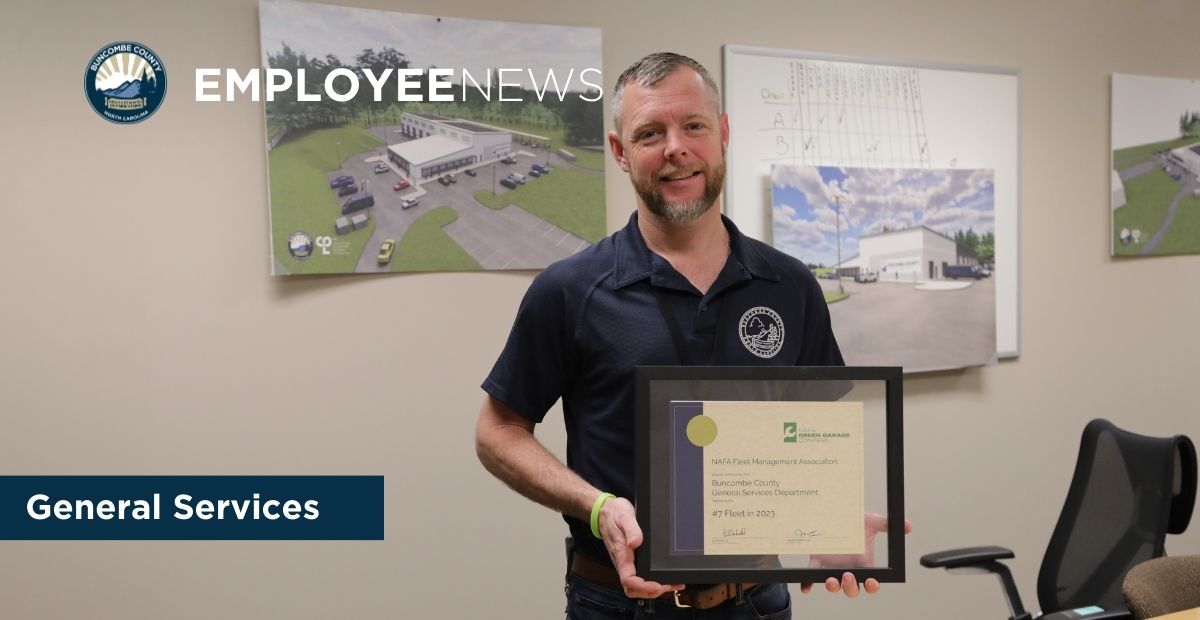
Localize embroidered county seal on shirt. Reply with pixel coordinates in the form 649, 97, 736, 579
738, 306, 785, 358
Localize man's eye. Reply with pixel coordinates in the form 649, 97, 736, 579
637, 129, 660, 140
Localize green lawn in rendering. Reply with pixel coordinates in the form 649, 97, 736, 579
268, 126, 383, 274
1149, 190, 1200, 255
392, 206, 481, 272
1112, 168, 1195, 255
473, 168, 606, 243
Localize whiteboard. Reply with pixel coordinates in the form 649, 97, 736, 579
723, 45, 1020, 359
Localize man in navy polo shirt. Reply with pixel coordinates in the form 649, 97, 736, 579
477, 52, 888, 618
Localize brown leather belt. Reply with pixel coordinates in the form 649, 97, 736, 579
569, 551, 757, 610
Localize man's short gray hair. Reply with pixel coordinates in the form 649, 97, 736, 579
611, 52, 721, 134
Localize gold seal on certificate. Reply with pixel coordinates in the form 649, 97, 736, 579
688, 401, 865, 556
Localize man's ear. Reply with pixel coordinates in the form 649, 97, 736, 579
720, 112, 730, 152
608, 130, 630, 172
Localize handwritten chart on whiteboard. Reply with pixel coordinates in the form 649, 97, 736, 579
756, 64, 932, 168
723, 45, 1020, 359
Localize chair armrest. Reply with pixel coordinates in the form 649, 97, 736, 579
921, 546, 1030, 620
920, 546, 1015, 569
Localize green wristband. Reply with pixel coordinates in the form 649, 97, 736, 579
590, 492, 616, 539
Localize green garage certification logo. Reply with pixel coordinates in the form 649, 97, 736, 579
85, 42, 166, 124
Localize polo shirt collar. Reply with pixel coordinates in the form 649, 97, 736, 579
611, 211, 781, 290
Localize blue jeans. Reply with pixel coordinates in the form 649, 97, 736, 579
564, 575, 791, 619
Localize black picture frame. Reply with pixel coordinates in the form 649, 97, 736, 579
634, 365, 905, 584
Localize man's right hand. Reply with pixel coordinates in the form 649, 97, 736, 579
596, 496, 684, 599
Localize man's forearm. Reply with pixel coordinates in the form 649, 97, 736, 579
475, 402, 599, 521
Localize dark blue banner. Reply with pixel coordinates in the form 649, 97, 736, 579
0, 476, 383, 540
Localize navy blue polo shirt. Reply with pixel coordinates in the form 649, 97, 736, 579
482, 212, 843, 566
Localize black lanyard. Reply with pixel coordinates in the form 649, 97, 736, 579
650, 287, 732, 366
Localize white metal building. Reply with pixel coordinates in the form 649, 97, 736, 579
838, 226, 978, 281
389, 112, 513, 179
1111, 169, 1127, 211
1167, 142, 1200, 178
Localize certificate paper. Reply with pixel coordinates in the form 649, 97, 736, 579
673, 401, 865, 556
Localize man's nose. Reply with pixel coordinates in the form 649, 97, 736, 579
663, 129, 689, 160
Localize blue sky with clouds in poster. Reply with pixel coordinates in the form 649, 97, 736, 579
771, 165, 995, 267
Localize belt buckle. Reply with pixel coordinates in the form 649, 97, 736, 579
672, 590, 691, 608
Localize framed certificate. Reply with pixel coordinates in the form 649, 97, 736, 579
635, 366, 904, 584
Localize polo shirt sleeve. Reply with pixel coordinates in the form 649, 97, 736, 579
796, 270, 846, 367
481, 267, 575, 424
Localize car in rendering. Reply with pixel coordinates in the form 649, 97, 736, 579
337, 184, 358, 197
819, 272, 840, 280
437, 176, 451, 186
400, 198, 419, 209
329, 175, 354, 189
341, 192, 375, 215
447, 173, 457, 183
528, 168, 541, 177
374, 163, 389, 174
377, 239, 395, 265
532, 164, 551, 174
501, 156, 516, 165
393, 180, 410, 191
465, 169, 477, 177
508, 173, 526, 184
854, 271, 878, 283
944, 264, 985, 280
499, 178, 518, 190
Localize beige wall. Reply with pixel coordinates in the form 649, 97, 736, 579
2, 0, 1198, 617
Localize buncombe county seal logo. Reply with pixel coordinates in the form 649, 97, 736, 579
85, 42, 166, 124
738, 306, 785, 358
287, 232, 314, 260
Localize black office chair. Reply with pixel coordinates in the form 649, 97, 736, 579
921, 419, 1197, 620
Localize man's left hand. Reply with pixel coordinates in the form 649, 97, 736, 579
800, 513, 913, 597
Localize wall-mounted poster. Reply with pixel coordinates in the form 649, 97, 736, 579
772, 165, 997, 373
1111, 73, 1200, 257
723, 46, 1019, 370
259, 0, 605, 275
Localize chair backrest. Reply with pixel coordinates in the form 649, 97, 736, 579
1036, 419, 1197, 613
1123, 555, 1200, 619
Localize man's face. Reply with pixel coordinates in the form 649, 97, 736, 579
609, 68, 730, 223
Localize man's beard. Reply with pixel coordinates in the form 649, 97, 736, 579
634, 157, 726, 224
